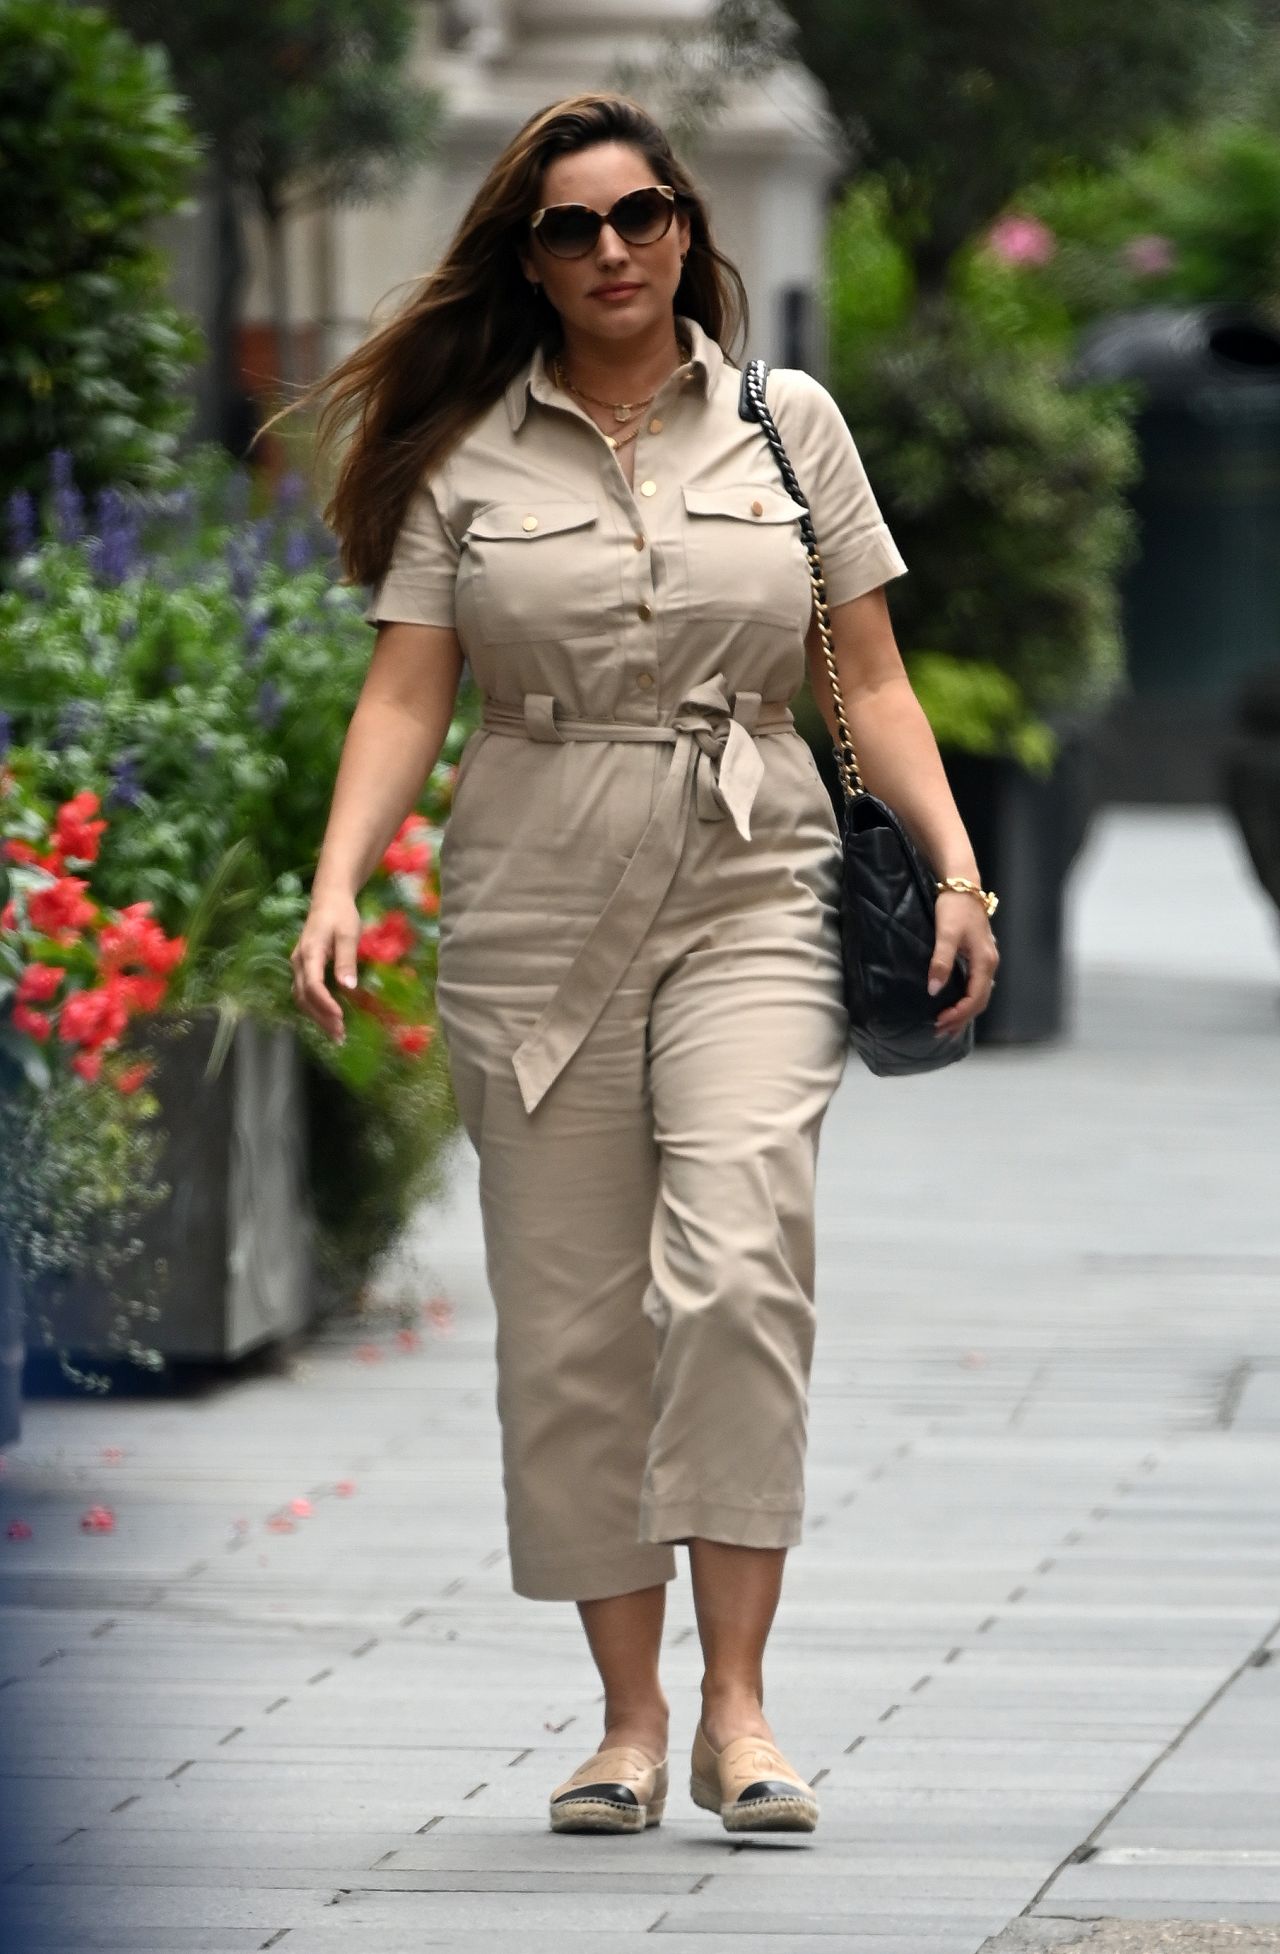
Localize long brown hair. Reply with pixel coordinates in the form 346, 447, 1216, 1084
258, 92, 750, 594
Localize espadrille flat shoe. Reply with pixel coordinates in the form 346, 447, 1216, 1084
689, 1718, 819, 1833
548, 1742, 669, 1832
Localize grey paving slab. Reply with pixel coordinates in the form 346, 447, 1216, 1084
985, 1923, 1280, 1951
654, 1910, 1011, 1935
279, 1939, 989, 1954
2, 807, 1279, 1950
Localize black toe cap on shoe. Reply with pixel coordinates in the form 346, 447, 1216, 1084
551, 1781, 640, 1807
737, 1778, 815, 1804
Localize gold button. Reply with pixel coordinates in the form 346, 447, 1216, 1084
521, 514, 539, 531
636, 672, 654, 689
750, 500, 763, 517
637, 600, 653, 621
648, 416, 663, 434
633, 533, 646, 550
639, 478, 657, 497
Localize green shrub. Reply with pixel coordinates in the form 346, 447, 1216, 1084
823, 307, 1142, 772
0, 0, 204, 506
1, 444, 479, 1313
954, 114, 1280, 349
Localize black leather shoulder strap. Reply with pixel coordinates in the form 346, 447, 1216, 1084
737, 357, 769, 420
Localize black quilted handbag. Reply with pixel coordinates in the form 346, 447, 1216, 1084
738, 357, 991, 1076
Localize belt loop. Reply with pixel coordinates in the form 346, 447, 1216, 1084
523, 693, 565, 742
732, 689, 762, 733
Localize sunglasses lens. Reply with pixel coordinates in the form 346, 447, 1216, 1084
537, 206, 599, 258
613, 189, 672, 244
534, 189, 676, 258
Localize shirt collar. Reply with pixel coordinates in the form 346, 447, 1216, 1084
504, 312, 723, 432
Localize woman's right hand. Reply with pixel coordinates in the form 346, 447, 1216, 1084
290, 889, 362, 1045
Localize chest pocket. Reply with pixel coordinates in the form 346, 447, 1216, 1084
680, 482, 810, 629
458, 500, 600, 646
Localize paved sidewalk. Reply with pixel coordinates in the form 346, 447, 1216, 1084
2, 804, 1279, 1954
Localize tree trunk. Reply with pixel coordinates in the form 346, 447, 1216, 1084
213, 154, 254, 458
263, 197, 297, 397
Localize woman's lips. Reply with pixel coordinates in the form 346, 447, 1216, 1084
592, 284, 642, 299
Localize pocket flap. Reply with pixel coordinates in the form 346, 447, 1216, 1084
465, 500, 598, 541
682, 483, 806, 523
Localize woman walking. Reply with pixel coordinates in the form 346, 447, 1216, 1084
287, 91, 999, 1836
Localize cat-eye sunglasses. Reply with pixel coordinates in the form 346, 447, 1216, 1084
528, 184, 681, 261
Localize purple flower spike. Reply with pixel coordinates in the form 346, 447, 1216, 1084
227, 537, 259, 603
282, 527, 313, 573
88, 487, 142, 586
276, 469, 306, 511
56, 698, 97, 746
49, 449, 85, 544
244, 610, 271, 664
6, 489, 37, 556
0, 709, 11, 757
107, 751, 145, 809
255, 678, 285, 730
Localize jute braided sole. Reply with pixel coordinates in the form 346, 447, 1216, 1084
549, 1791, 665, 1832
690, 1772, 819, 1833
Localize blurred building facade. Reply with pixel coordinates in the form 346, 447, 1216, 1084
169, 0, 848, 437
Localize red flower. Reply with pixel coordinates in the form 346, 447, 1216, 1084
71, 1050, 103, 1083
3, 836, 63, 874
28, 874, 96, 939
357, 910, 415, 964
58, 977, 131, 1051
381, 817, 432, 876
393, 1023, 434, 1057
115, 1062, 152, 1095
0, 899, 16, 933
16, 964, 65, 1004
97, 905, 185, 977
12, 1002, 52, 1041
55, 791, 107, 864
115, 973, 167, 1013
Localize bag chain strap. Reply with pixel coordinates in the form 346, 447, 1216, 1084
741, 359, 864, 803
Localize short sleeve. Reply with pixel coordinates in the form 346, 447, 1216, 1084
363, 478, 460, 628
769, 369, 908, 609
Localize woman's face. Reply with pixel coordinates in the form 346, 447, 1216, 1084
519, 140, 692, 345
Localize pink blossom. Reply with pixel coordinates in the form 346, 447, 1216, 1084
1123, 233, 1175, 276
986, 213, 1056, 267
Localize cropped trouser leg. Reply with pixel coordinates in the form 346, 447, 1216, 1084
637, 921, 848, 1550
444, 970, 681, 1603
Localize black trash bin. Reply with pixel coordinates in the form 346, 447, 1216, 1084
1067, 303, 1280, 802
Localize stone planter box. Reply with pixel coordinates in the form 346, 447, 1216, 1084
19, 1010, 316, 1377
939, 714, 1102, 1045
0, 1241, 22, 1447
1221, 666, 1280, 943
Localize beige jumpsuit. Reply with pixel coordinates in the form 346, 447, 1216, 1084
365, 313, 908, 1601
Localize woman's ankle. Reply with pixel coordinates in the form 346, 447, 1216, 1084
699, 1679, 771, 1748
600, 1688, 669, 1751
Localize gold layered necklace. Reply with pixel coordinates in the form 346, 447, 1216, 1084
552, 331, 690, 451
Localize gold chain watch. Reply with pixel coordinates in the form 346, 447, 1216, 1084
935, 876, 999, 919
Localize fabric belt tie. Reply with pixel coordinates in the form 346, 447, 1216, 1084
478, 673, 795, 1115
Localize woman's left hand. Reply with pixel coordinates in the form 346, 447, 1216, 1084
928, 891, 1000, 1036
